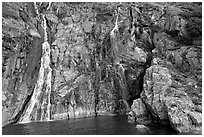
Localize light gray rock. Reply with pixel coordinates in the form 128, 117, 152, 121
165, 88, 195, 133
136, 124, 150, 132
128, 98, 151, 124
141, 65, 202, 133
133, 47, 147, 63
141, 65, 171, 121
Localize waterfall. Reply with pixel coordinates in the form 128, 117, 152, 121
19, 15, 52, 123
117, 64, 128, 101
110, 6, 130, 110
110, 6, 120, 65
42, 14, 52, 121
110, 8, 119, 36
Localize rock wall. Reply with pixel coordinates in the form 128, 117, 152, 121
128, 2, 202, 134
2, 2, 153, 124
138, 65, 202, 133
2, 2, 44, 126
2, 2, 202, 134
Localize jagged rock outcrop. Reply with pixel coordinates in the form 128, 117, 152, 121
140, 65, 202, 133
128, 98, 151, 124
141, 66, 171, 123
165, 91, 202, 133
129, 2, 202, 134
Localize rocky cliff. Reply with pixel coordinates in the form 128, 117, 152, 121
2, 2, 202, 134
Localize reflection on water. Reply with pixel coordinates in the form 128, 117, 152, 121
3, 115, 179, 135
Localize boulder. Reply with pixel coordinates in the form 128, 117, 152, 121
135, 124, 150, 133
141, 65, 171, 122
128, 98, 151, 124
141, 65, 202, 133
128, 110, 136, 123
165, 88, 195, 133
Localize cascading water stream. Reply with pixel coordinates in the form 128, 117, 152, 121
110, 6, 130, 111
19, 15, 52, 123
41, 14, 52, 121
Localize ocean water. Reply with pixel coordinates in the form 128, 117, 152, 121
2, 115, 183, 135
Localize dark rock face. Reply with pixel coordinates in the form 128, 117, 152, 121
2, 2, 202, 134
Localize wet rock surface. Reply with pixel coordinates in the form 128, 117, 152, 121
2, 2, 202, 134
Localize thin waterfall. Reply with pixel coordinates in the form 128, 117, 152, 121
19, 15, 52, 123
42, 14, 52, 121
118, 64, 128, 100
110, 6, 130, 112
110, 6, 120, 65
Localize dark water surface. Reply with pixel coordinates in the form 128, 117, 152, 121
3, 115, 179, 135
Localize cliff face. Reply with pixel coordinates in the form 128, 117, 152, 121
2, 2, 202, 133
126, 2, 202, 134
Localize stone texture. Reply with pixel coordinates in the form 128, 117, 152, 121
149, 4, 202, 123
135, 124, 150, 133
2, 3, 202, 134
141, 65, 202, 133
128, 98, 151, 124
133, 47, 147, 63
141, 65, 171, 121
165, 88, 194, 133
